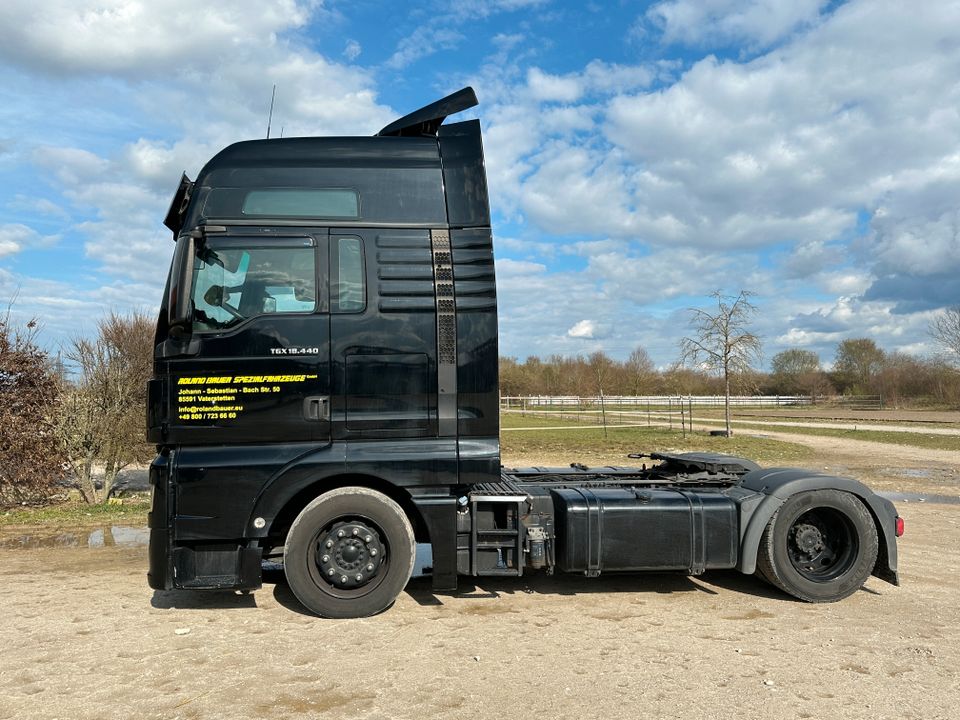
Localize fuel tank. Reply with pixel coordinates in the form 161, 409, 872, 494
550, 487, 739, 575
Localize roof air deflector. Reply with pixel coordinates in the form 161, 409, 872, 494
376, 87, 478, 138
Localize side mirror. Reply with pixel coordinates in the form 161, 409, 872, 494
203, 284, 225, 307
168, 235, 196, 334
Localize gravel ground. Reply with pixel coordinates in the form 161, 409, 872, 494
0, 500, 957, 720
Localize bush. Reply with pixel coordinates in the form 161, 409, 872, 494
0, 316, 64, 507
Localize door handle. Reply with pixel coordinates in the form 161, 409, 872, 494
303, 396, 330, 422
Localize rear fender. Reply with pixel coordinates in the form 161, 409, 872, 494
736, 468, 899, 585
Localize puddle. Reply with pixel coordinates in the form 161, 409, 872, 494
879, 492, 960, 505
0, 526, 150, 550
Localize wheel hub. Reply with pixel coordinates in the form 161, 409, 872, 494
316, 522, 384, 589
792, 523, 824, 556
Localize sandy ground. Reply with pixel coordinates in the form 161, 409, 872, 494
0, 500, 956, 720
3, 416, 959, 720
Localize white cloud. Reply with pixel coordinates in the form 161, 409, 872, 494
386, 26, 465, 70
567, 319, 597, 338
343, 40, 362, 62
0, 1, 314, 76
527, 68, 583, 103
496, 258, 548, 276
13, 3, 395, 293
606, 0, 960, 251
647, 0, 829, 49
0, 223, 60, 257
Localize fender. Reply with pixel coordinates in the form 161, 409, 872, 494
244, 439, 460, 593
736, 468, 900, 585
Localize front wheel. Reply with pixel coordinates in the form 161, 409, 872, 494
284, 487, 416, 618
756, 489, 878, 603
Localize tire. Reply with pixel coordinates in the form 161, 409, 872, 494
283, 487, 416, 618
756, 489, 878, 603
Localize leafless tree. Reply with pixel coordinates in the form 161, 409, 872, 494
54, 311, 155, 503
833, 338, 885, 394
929, 306, 960, 365
680, 290, 762, 436
589, 351, 614, 436
625, 346, 656, 396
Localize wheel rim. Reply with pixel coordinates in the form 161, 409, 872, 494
305, 517, 390, 600
786, 507, 858, 582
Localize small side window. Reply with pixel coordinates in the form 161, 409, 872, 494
334, 237, 365, 313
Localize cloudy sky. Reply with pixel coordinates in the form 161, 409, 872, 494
1, 0, 958, 368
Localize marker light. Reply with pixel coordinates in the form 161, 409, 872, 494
895, 516, 904, 538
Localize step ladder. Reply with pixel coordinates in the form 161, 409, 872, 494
469, 481, 527, 577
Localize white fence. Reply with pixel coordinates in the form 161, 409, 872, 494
501, 395, 814, 409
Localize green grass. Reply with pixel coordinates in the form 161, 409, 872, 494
501, 412, 814, 467
0, 496, 150, 529
507, 409, 960, 451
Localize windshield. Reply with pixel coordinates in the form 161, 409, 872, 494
191, 241, 316, 332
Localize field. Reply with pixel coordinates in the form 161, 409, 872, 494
1, 407, 958, 719
502, 406, 960, 494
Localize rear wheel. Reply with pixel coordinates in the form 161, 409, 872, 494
284, 487, 416, 618
756, 489, 878, 603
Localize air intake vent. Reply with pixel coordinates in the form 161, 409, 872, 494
432, 229, 458, 436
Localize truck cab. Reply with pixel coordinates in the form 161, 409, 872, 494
148, 89, 901, 618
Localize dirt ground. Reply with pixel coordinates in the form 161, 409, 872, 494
0, 499, 956, 720
3, 418, 959, 720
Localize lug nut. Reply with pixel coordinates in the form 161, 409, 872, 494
337, 530, 345, 538
327, 569, 335, 576
370, 548, 378, 556
352, 528, 359, 536
355, 574, 363, 582
321, 555, 329, 563
340, 575, 348, 584
366, 564, 374, 572
325, 540, 333, 548
364, 535, 372, 543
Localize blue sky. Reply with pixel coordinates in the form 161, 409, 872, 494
1, 0, 959, 368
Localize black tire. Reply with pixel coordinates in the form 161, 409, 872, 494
756, 489, 878, 603
283, 487, 416, 618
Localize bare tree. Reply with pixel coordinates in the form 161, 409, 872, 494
833, 338, 885, 394
680, 290, 762, 436
625, 346, 656, 396
770, 348, 829, 398
930, 306, 960, 365
589, 351, 614, 436
55, 311, 155, 503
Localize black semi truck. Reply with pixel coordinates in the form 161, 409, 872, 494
147, 88, 902, 618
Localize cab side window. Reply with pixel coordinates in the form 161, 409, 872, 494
333, 236, 365, 313
191, 243, 317, 333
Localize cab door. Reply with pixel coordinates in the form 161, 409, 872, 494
163, 232, 330, 445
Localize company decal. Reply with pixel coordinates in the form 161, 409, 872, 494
175, 373, 318, 422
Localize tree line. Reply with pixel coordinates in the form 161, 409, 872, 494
501, 338, 960, 406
